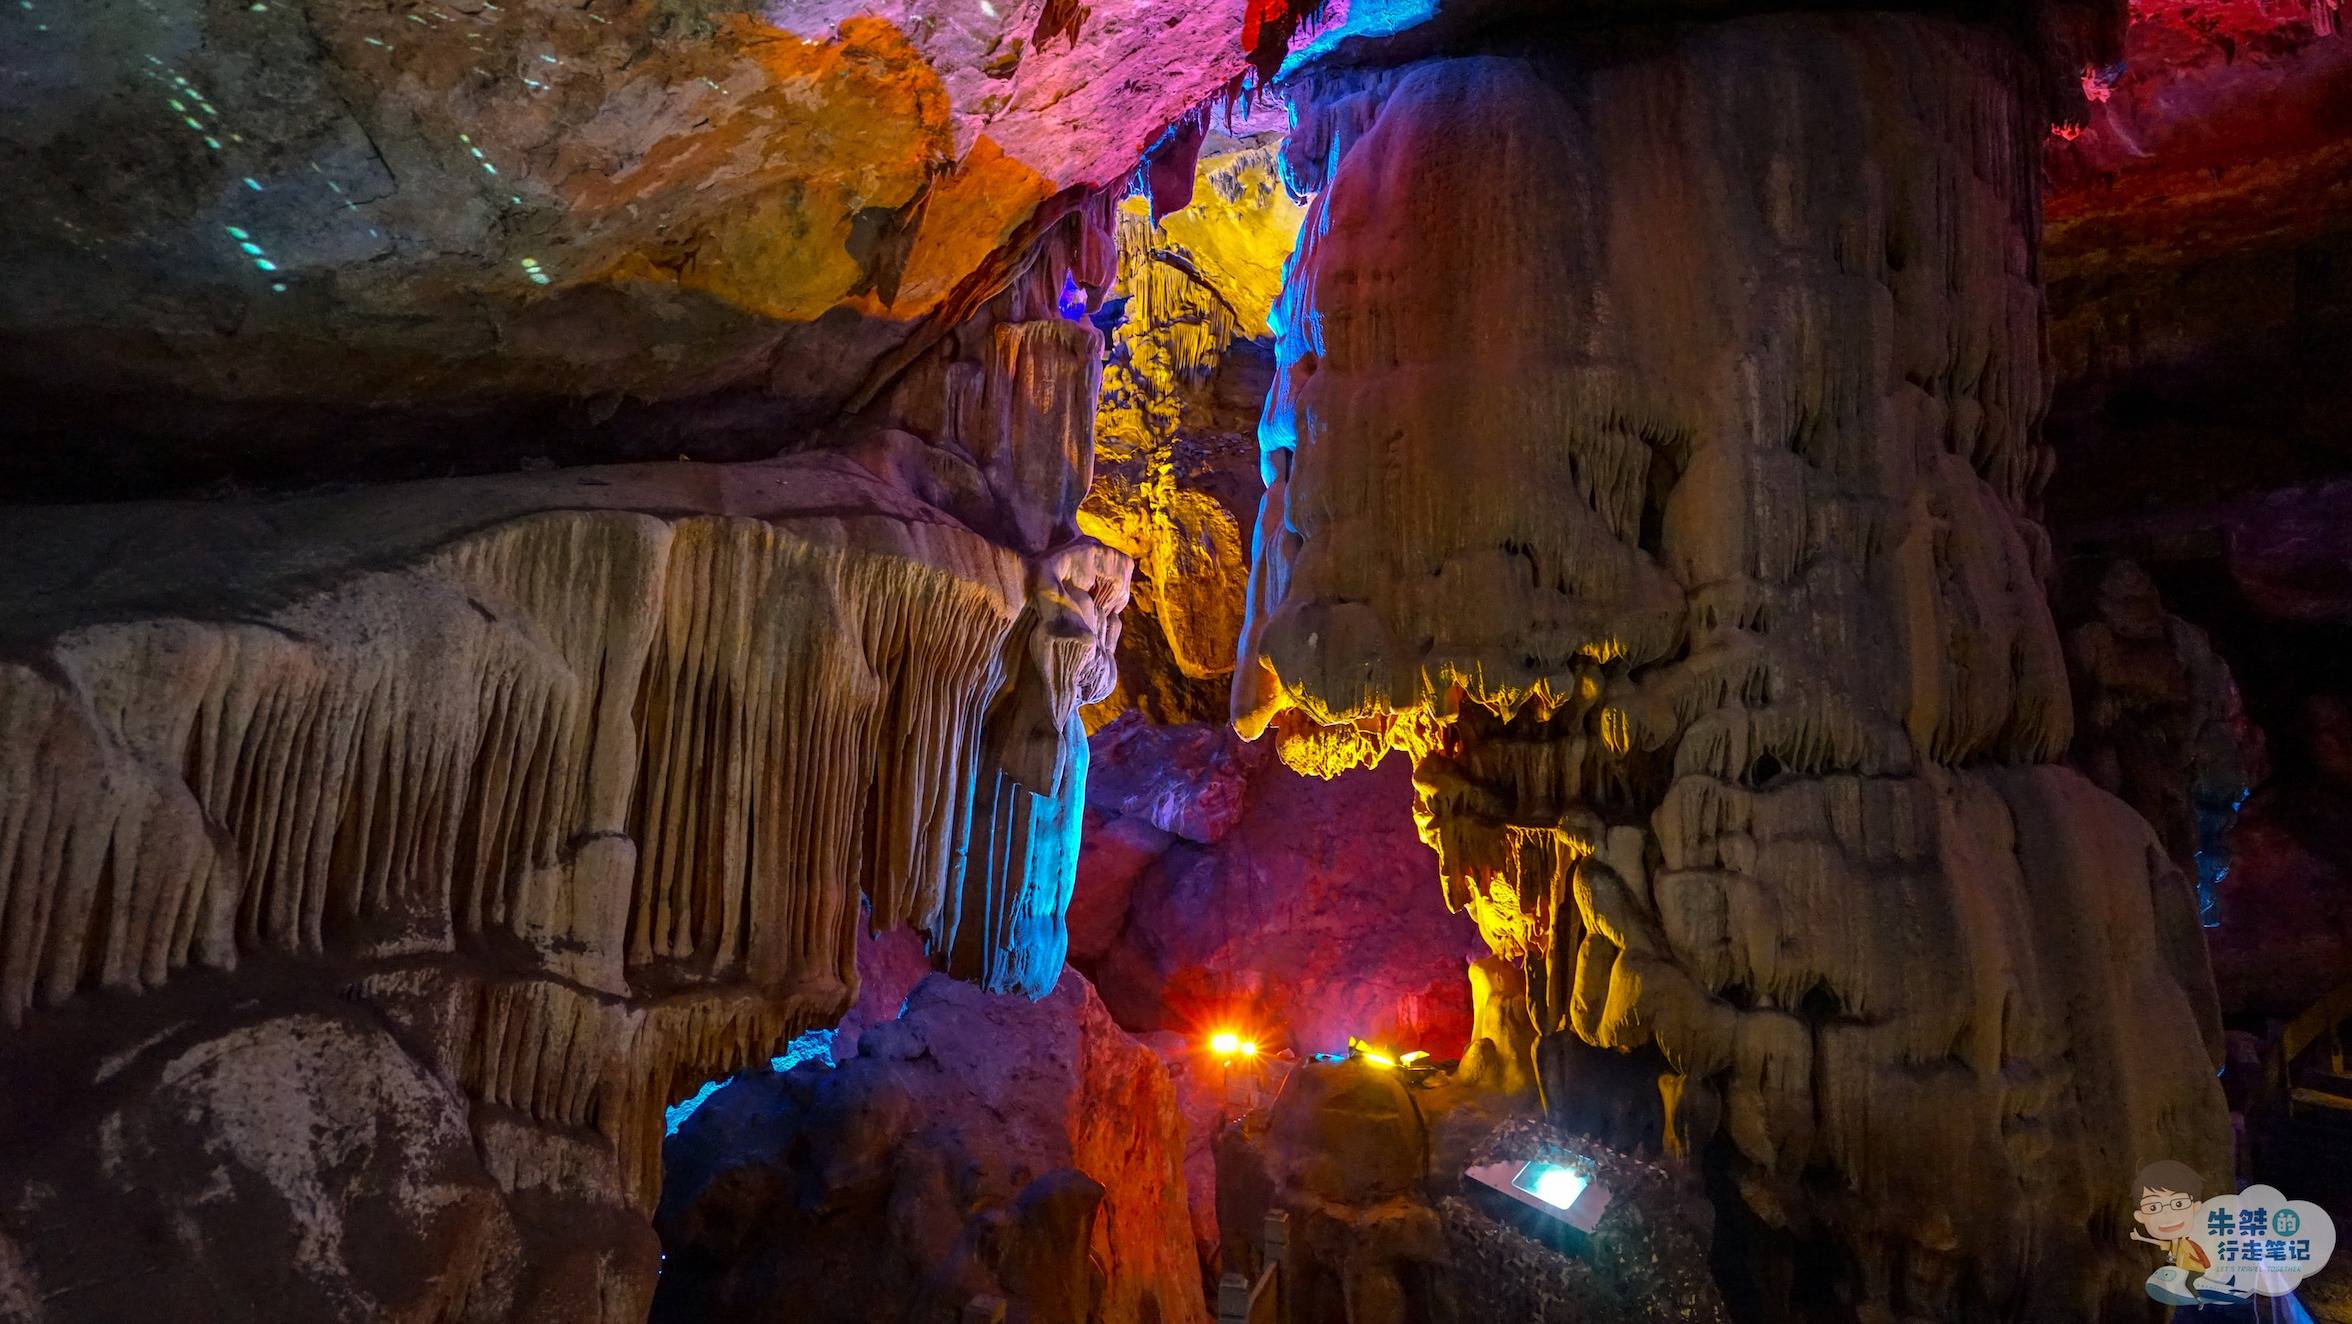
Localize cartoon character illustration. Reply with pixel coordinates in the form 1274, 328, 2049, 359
2129, 1160, 2247, 1306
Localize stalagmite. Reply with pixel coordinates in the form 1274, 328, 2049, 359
1234, 13, 2232, 1317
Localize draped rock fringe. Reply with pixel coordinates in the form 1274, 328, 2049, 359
932, 593, 1099, 994
941, 720, 1089, 996
1238, 17, 2227, 1313
0, 509, 1039, 1209
1112, 198, 1245, 388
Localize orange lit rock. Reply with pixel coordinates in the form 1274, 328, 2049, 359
1084, 136, 1301, 721
0, 0, 1259, 493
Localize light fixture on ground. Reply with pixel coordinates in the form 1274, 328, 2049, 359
1326, 1036, 1441, 1082
1209, 1028, 1270, 1107
1465, 1159, 1616, 1241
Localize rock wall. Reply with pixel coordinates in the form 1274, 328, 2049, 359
2053, 484, 2352, 1019
1082, 135, 1300, 725
657, 968, 1207, 1324
0, 276, 1127, 1317
2211, 694, 2352, 1016
1075, 714, 1485, 1060
0, 0, 1322, 492
1232, 15, 2231, 1318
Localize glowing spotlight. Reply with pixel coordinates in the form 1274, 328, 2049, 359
1210, 1031, 1242, 1057
1466, 1159, 1615, 1238
1520, 1163, 1587, 1210
1240, 1040, 1258, 1057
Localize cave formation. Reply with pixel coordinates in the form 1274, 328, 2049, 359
2, 0, 2348, 1320
1230, 14, 2234, 1316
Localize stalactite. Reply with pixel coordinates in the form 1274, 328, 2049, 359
940, 539, 1131, 994
1, 446, 1129, 1227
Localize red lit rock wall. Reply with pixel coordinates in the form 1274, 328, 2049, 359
2041, 0, 2352, 525
1077, 715, 1487, 1060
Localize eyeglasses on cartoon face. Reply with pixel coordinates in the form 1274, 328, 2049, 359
2139, 1195, 2195, 1216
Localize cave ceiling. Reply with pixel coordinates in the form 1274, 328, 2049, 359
2047, 0, 2350, 277
0, 0, 1268, 490
2042, 0, 2352, 526
0, 0, 2342, 501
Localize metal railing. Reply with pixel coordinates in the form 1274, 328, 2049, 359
1216, 1210, 1290, 1324
963, 1208, 1290, 1324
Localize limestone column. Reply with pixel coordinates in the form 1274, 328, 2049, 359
1234, 13, 2230, 1318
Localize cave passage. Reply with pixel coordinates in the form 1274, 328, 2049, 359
2, 0, 2349, 1320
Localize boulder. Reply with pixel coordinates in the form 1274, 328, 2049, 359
657, 969, 1206, 1324
1214, 1059, 1449, 1324
0, 989, 655, 1324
